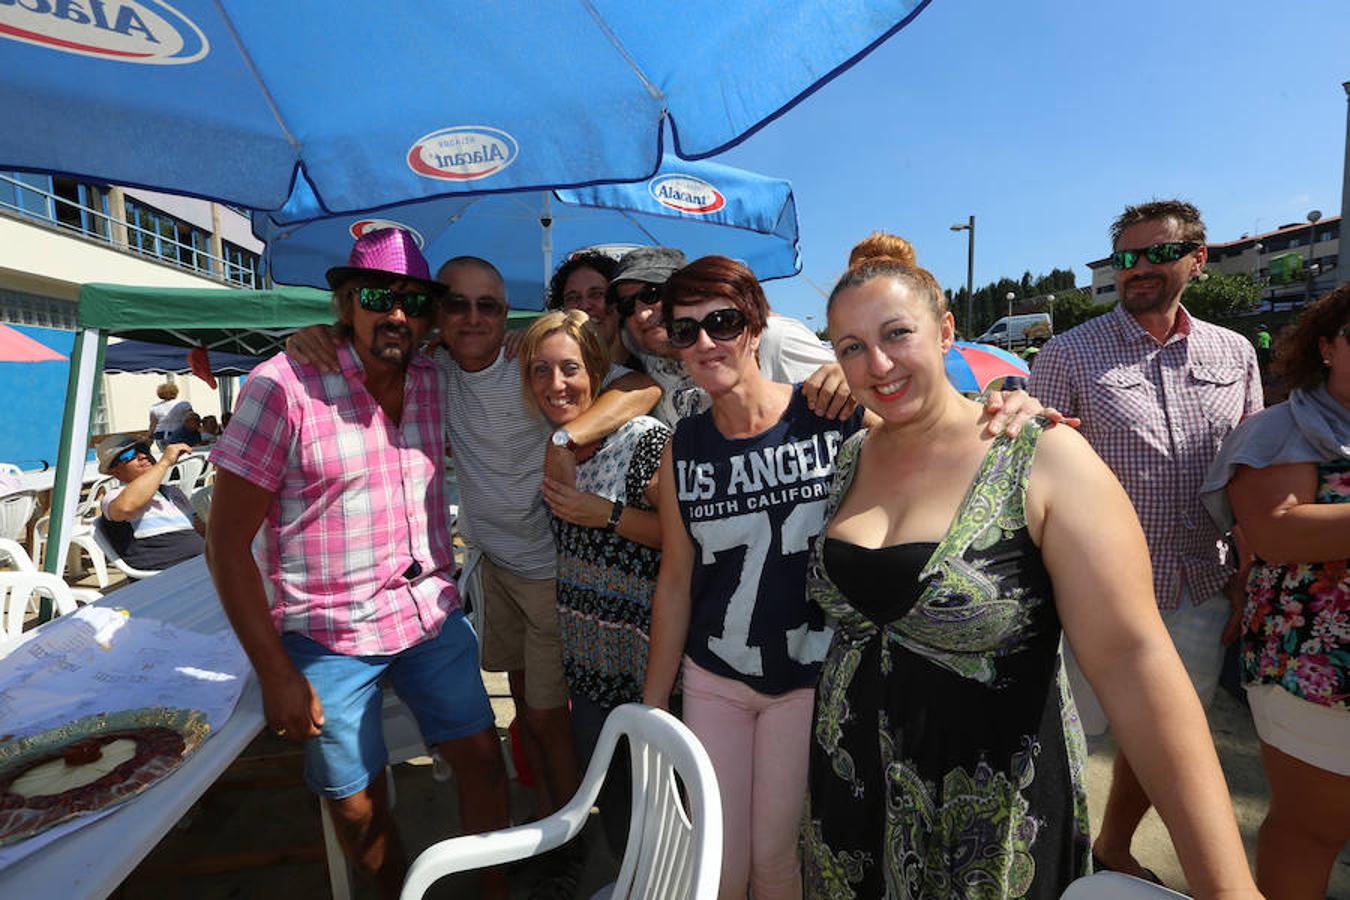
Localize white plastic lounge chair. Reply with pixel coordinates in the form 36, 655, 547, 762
399, 703, 722, 900
91, 518, 162, 581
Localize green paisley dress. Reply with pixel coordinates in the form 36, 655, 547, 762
804, 421, 1091, 899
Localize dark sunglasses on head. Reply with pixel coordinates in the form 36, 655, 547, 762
442, 296, 506, 319
609, 283, 664, 318
1110, 241, 1201, 271
665, 308, 748, 350
357, 286, 435, 318
112, 443, 151, 467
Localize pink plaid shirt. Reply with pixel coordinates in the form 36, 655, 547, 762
1029, 304, 1262, 609
211, 344, 459, 655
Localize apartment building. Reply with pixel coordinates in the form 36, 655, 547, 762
0, 172, 265, 465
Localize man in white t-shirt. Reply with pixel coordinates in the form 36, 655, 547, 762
430, 257, 659, 842
95, 434, 204, 571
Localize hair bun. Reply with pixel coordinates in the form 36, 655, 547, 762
847, 232, 916, 269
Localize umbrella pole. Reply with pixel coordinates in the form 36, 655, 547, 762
540, 194, 553, 307
41, 328, 106, 621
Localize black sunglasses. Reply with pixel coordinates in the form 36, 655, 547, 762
441, 296, 506, 319
609, 283, 664, 318
1110, 241, 1201, 271
665, 308, 748, 350
357, 286, 435, 318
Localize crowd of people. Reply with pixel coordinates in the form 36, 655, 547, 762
195, 196, 1346, 899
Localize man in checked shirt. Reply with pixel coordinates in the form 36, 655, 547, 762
1030, 199, 1262, 881
208, 229, 509, 899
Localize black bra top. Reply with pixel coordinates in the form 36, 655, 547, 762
822, 537, 939, 625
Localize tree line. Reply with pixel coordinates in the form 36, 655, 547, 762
944, 267, 1263, 338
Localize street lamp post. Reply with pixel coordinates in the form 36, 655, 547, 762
1005, 291, 1015, 319
1046, 294, 1055, 331
1306, 210, 1322, 305
950, 215, 975, 335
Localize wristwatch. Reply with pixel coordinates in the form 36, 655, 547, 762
605, 500, 625, 532
551, 428, 577, 451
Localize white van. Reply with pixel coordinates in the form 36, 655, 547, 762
975, 313, 1052, 350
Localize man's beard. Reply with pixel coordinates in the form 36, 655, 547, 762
370, 323, 413, 363
1119, 275, 1175, 315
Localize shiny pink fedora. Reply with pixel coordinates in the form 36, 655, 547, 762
325, 227, 443, 293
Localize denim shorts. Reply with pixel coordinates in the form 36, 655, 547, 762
281, 610, 495, 799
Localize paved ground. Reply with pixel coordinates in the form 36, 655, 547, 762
104, 669, 1350, 900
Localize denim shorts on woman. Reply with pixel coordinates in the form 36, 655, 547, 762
281, 610, 495, 799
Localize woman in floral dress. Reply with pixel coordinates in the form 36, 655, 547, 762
520, 310, 670, 858
1202, 282, 1350, 900
804, 237, 1258, 899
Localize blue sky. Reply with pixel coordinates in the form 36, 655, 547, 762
715, 0, 1350, 326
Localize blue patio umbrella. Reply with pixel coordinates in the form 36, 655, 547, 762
256, 155, 801, 307
0, 2, 931, 213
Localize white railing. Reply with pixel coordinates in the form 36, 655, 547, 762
0, 173, 261, 289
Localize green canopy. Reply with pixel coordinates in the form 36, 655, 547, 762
79, 283, 335, 356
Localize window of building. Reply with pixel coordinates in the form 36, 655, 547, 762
123, 198, 215, 276
223, 241, 263, 288
1096, 284, 1115, 295
0, 171, 110, 241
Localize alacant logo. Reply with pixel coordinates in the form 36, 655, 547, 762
349, 219, 425, 248
649, 175, 725, 215
0, 0, 209, 64
407, 127, 518, 182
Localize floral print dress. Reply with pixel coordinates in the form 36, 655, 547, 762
804, 422, 1091, 899
1242, 459, 1350, 710
553, 416, 671, 707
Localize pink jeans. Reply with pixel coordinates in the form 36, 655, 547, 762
681, 656, 814, 900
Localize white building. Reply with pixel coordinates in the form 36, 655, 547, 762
0, 171, 265, 449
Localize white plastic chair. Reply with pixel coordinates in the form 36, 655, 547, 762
30, 476, 117, 585
1, 570, 80, 644
400, 704, 723, 900
91, 518, 162, 581
165, 455, 206, 492
1062, 872, 1190, 899
0, 538, 101, 604
0, 490, 36, 542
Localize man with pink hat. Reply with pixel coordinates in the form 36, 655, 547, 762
207, 229, 509, 898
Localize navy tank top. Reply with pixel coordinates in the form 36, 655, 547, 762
672, 384, 864, 694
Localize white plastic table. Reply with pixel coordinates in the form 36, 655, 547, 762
0, 556, 264, 898
2, 460, 103, 497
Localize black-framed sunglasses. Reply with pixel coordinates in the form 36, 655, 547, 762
356, 286, 435, 318
112, 443, 151, 468
1110, 241, 1201, 271
609, 283, 664, 318
441, 296, 506, 319
665, 308, 748, 350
